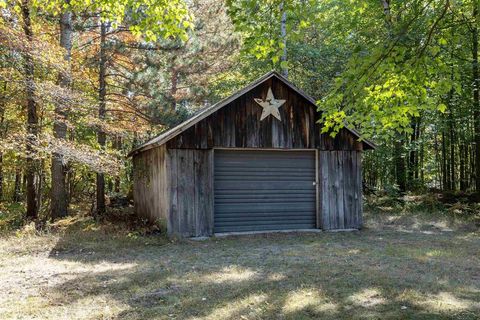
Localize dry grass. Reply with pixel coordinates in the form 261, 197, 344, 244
0, 213, 479, 319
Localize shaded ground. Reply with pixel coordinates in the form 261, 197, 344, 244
0, 213, 479, 319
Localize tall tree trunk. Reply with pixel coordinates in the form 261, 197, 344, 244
414, 119, 421, 180
449, 113, 455, 190
434, 126, 441, 188
408, 120, 417, 190
394, 137, 406, 193
114, 136, 121, 193
170, 67, 178, 111
67, 128, 75, 202
0, 82, 6, 202
473, 3, 480, 192
21, 0, 39, 220
419, 122, 425, 184
51, 5, 72, 219
13, 168, 21, 202
442, 129, 451, 190
0, 153, 3, 202
280, 1, 287, 78
460, 143, 466, 191
96, 21, 107, 216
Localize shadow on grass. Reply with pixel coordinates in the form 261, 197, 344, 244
44, 223, 480, 319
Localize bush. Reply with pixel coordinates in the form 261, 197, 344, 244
0, 202, 25, 232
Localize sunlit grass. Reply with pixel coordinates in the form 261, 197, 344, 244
0, 212, 479, 319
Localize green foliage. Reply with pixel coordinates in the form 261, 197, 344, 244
0, 202, 25, 232
226, 0, 319, 73
317, 0, 472, 138
31, 0, 193, 42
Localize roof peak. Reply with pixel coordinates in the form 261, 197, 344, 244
128, 70, 374, 156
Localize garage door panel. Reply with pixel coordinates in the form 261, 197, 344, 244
215, 212, 316, 220
214, 182, 313, 191
214, 150, 316, 233
215, 203, 315, 211
214, 223, 315, 233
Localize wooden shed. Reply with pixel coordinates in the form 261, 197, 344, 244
129, 71, 375, 237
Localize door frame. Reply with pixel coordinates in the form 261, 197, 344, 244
212, 148, 319, 232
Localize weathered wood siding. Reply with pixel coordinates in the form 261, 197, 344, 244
133, 147, 214, 237
168, 149, 214, 237
132, 145, 169, 226
319, 151, 363, 229
166, 77, 363, 151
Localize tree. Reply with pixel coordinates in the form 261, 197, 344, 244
20, 0, 40, 220
51, 1, 72, 219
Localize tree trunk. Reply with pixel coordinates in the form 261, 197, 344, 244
419, 123, 425, 184
473, 3, 480, 192
394, 137, 406, 193
114, 136, 121, 193
449, 112, 455, 190
408, 120, 417, 190
0, 153, 3, 202
96, 21, 107, 217
0, 82, 6, 202
460, 143, 466, 191
51, 5, 72, 219
442, 130, 449, 190
21, 0, 39, 220
67, 128, 75, 202
170, 67, 178, 111
414, 118, 421, 180
280, 1, 287, 78
434, 126, 441, 189
13, 168, 21, 202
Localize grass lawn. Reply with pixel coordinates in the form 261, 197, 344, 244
0, 212, 479, 319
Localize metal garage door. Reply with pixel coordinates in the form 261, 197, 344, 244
214, 150, 317, 233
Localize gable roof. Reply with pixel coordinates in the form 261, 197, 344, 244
128, 71, 375, 156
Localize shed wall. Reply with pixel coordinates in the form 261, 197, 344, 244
132, 145, 169, 226
319, 151, 363, 229
168, 149, 214, 237
133, 147, 214, 237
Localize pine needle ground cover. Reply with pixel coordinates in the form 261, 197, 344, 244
0, 213, 479, 320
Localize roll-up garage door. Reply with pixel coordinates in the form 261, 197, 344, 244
214, 150, 316, 233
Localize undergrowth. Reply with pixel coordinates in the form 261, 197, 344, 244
365, 192, 480, 229
0, 201, 165, 238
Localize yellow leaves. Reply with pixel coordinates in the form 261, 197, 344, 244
299, 20, 309, 28
144, 30, 157, 42
0, 0, 6, 8
438, 103, 447, 113
182, 20, 192, 29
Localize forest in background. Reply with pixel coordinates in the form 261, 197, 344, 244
0, 0, 479, 227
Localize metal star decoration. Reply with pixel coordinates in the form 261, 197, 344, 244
254, 87, 286, 121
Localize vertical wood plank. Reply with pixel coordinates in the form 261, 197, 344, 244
344, 151, 353, 228
315, 149, 320, 229
357, 151, 363, 228
177, 150, 187, 236
337, 151, 345, 229
328, 152, 337, 229
194, 150, 212, 236
207, 149, 214, 235
187, 150, 195, 236
194, 150, 201, 236
319, 151, 328, 229
352, 151, 358, 227
170, 149, 179, 235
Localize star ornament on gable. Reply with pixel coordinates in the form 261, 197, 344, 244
254, 87, 286, 121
